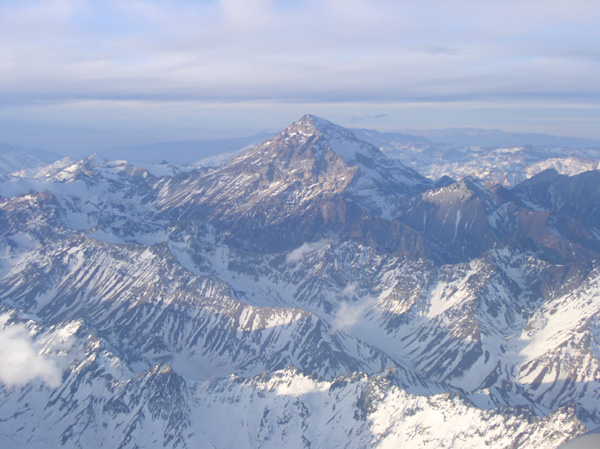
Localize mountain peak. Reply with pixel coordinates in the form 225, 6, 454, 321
287, 115, 358, 150
271, 114, 384, 170
157, 116, 432, 232
295, 114, 333, 129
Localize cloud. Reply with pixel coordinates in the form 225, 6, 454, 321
219, 0, 274, 30
350, 114, 388, 123
2, 0, 599, 106
340, 283, 357, 297
1, 0, 600, 145
0, 323, 63, 388
332, 295, 378, 332
286, 239, 332, 264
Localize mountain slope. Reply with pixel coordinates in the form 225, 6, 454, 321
0, 309, 587, 449
1, 115, 600, 447
157, 115, 432, 252
0, 142, 61, 179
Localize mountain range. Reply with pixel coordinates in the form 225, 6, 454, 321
363, 127, 600, 149
1, 115, 599, 448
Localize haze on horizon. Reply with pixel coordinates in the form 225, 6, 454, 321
1, 0, 599, 155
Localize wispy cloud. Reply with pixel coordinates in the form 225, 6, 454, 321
2, 0, 598, 105
350, 114, 388, 123
332, 294, 378, 332
0, 323, 63, 388
286, 239, 332, 264
1, 0, 599, 147
340, 283, 358, 297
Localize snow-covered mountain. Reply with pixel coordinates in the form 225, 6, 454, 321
1, 116, 599, 448
0, 142, 61, 179
353, 128, 600, 187
157, 115, 432, 245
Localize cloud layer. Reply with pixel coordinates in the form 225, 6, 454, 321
3, 0, 598, 104
1, 0, 599, 149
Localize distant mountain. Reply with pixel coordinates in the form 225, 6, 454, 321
397, 127, 600, 149
1, 115, 600, 448
354, 128, 600, 186
99, 133, 275, 165
353, 128, 432, 147
0, 142, 61, 178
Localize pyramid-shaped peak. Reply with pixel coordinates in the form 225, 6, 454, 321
287, 114, 358, 143
296, 114, 332, 127
293, 114, 340, 129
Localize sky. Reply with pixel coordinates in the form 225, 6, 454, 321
1, 0, 599, 154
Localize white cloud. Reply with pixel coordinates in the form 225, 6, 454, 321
0, 323, 63, 388
1, 0, 600, 145
2, 0, 598, 105
332, 295, 378, 332
340, 283, 357, 297
219, 0, 273, 30
286, 239, 332, 264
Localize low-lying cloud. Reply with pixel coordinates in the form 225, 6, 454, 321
0, 323, 63, 388
332, 295, 378, 333
350, 114, 388, 123
340, 283, 357, 297
286, 239, 332, 264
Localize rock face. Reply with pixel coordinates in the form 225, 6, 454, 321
1, 115, 600, 448
156, 115, 432, 252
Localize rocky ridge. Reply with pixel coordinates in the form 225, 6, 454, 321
1, 115, 600, 448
